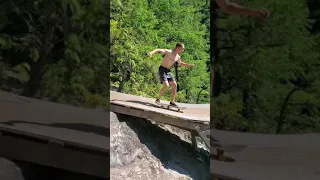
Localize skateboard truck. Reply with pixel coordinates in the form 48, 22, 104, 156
155, 102, 185, 113
167, 104, 183, 112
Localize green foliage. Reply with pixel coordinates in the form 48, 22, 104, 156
0, 0, 109, 110
110, 0, 210, 104
214, 0, 320, 133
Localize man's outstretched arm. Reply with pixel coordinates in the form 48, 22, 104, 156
147, 49, 170, 58
215, 0, 270, 19
177, 57, 194, 68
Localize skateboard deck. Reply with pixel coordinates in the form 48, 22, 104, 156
155, 102, 185, 113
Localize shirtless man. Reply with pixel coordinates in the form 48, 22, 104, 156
147, 43, 195, 107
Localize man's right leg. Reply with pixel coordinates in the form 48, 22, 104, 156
156, 81, 169, 104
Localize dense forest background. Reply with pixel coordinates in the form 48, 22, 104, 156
213, 0, 320, 134
110, 0, 210, 104
0, 0, 109, 109
4, 0, 320, 134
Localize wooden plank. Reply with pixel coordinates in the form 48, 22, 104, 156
211, 172, 241, 180
0, 90, 109, 151
211, 159, 320, 180
0, 135, 109, 178
211, 129, 320, 179
211, 145, 320, 165
110, 104, 209, 131
110, 91, 210, 108
0, 125, 108, 154
211, 129, 320, 149
111, 100, 209, 121
110, 91, 210, 122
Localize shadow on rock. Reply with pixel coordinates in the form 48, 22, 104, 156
116, 113, 210, 180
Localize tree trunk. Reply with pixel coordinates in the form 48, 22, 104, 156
175, 62, 179, 91
22, 62, 44, 97
22, 14, 57, 97
118, 69, 131, 92
196, 89, 203, 104
117, 74, 126, 93
276, 88, 298, 134
242, 86, 252, 130
211, 0, 219, 128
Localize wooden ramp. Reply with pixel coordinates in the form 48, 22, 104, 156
0, 90, 109, 178
211, 129, 320, 180
110, 91, 210, 130
110, 91, 210, 148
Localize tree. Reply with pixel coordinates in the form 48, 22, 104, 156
1, 0, 109, 109
110, 0, 210, 103
213, 0, 320, 133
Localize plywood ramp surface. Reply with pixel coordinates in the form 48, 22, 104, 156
211, 129, 320, 179
212, 159, 320, 180
211, 129, 320, 148
0, 90, 109, 152
110, 91, 209, 123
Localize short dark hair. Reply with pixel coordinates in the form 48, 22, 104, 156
176, 42, 184, 48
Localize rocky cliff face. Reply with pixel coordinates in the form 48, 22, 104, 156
110, 112, 210, 180
0, 158, 24, 180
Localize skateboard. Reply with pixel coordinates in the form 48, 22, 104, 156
155, 102, 185, 113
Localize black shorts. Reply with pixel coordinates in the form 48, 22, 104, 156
158, 66, 175, 83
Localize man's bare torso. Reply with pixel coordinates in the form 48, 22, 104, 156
161, 50, 180, 69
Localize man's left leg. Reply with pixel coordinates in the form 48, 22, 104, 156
169, 80, 177, 103
166, 72, 178, 107
168, 80, 179, 107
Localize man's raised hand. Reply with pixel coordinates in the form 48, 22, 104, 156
255, 8, 270, 21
